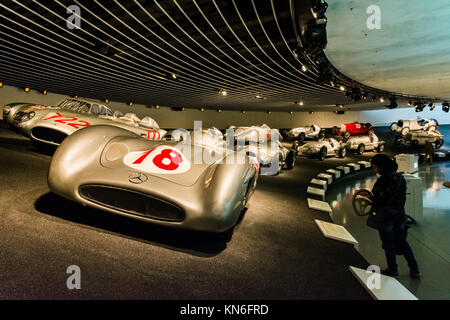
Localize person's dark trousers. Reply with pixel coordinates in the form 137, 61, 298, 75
378, 212, 419, 273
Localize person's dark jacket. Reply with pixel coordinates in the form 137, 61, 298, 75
372, 172, 406, 212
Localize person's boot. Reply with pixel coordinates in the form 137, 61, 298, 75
381, 269, 399, 277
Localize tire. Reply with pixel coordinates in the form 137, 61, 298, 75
376, 143, 385, 152
357, 144, 365, 155
297, 132, 305, 143
434, 139, 444, 149
395, 136, 402, 145
411, 140, 419, 148
293, 141, 300, 152
343, 130, 351, 139
31, 139, 57, 155
338, 146, 346, 158
401, 127, 410, 136
318, 129, 326, 139
319, 146, 327, 161
285, 149, 296, 169
390, 122, 398, 132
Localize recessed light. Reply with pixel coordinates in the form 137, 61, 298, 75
129, 102, 133, 107
219, 89, 228, 96
24, 87, 30, 93
340, 86, 345, 91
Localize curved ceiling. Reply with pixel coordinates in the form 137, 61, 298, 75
325, 0, 450, 100
0, 0, 430, 111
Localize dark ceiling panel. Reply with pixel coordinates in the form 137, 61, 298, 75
0, 0, 436, 111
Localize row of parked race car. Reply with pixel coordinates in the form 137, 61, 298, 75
1, 98, 445, 237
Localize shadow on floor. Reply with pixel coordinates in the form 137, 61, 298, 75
34, 192, 234, 257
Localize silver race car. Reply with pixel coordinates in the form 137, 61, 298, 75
395, 129, 444, 148
3, 102, 54, 128
9, 98, 166, 148
346, 133, 385, 154
390, 118, 439, 136
286, 125, 325, 142
230, 124, 295, 175
47, 125, 258, 234
296, 138, 347, 161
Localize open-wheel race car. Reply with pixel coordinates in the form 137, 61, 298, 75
286, 125, 325, 142
346, 133, 385, 154
230, 124, 295, 175
394, 129, 444, 148
333, 122, 374, 139
47, 125, 259, 237
7, 98, 166, 149
390, 118, 439, 136
296, 138, 347, 161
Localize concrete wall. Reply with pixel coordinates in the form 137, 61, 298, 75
1, 84, 449, 129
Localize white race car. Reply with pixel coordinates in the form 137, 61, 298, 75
287, 125, 325, 142
395, 130, 444, 148
296, 138, 347, 161
390, 119, 439, 136
346, 134, 385, 154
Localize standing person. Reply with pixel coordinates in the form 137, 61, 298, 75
369, 154, 420, 278
424, 140, 434, 165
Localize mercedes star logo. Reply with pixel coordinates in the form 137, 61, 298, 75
129, 172, 148, 184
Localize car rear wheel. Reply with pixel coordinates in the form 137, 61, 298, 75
343, 130, 351, 139
434, 139, 444, 149
376, 143, 385, 152
357, 144, 365, 155
401, 127, 410, 136
319, 146, 327, 161
390, 122, 398, 132
338, 146, 346, 158
318, 129, 326, 139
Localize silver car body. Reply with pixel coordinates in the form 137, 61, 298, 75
10, 98, 166, 146
396, 130, 444, 147
390, 119, 438, 136
287, 125, 322, 139
346, 134, 385, 152
48, 125, 258, 233
298, 138, 346, 158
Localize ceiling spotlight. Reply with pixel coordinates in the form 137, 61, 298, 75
361, 91, 368, 99
168, 72, 179, 81
217, 108, 222, 113
200, 108, 205, 112
24, 87, 30, 93
428, 102, 435, 110
0, 82, 3, 88
42, 90, 47, 95
385, 97, 398, 109
379, 97, 385, 103
330, 80, 336, 87
219, 89, 228, 96
408, 100, 413, 106
340, 86, 345, 91
128, 102, 133, 107
289, 111, 294, 115
442, 101, 449, 112
415, 103, 424, 112
336, 104, 344, 109
371, 95, 376, 102
309, 111, 315, 115
267, 111, 272, 115
155, 105, 160, 109
182, 107, 185, 111
301, 65, 308, 73
105, 99, 109, 103
241, 110, 246, 114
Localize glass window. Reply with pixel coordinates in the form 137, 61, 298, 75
91, 104, 102, 115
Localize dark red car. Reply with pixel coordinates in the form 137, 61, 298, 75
333, 122, 373, 139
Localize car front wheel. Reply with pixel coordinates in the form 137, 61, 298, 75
434, 139, 444, 149
401, 127, 410, 136
319, 146, 327, 161
357, 144, 365, 155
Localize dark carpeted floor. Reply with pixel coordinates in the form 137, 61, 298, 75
2, 123, 446, 299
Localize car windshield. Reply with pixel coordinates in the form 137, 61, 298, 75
417, 119, 427, 126
57, 99, 91, 113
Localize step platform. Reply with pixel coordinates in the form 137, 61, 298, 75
315, 220, 358, 249
358, 160, 371, 168
307, 186, 325, 201
326, 169, 341, 179
336, 165, 350, 175
317, 173, 333, 184
349, 267, 418, 300
346, 163, 360, 171
307, 198, 332, 213
310, 178, 328, 190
